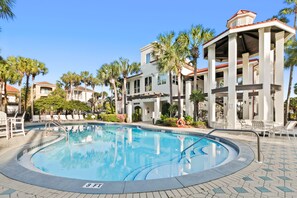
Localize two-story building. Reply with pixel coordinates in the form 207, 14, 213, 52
33, 81, 56, 100
126, 10, 295, 129
67, 86, 93, 103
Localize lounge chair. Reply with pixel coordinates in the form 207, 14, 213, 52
60, 115, 67, 121
252, 121, 272, 137
239, 119, 252, 130
10, 111, 26, 137
73, 115, 79, 121
0, 111, 9, 139
32, 115, 40, 122
53, 115, 59, 121
40, 115, 46, 122
79, 115, 84, 120
66, 115, 74, 121
275, 121, 297, 138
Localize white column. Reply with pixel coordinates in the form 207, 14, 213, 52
180, 98, 184, 118
258, 28, 272, 121
242, 53, 250, 119
275, 31, 285, 125
127, 102, 132, 123
270, 50, 275, 121
227, 33, 238, 129
223, 70, 228, 118
154, 97, 160, 124
208, 44, 216, 127
185, 80, 193, 117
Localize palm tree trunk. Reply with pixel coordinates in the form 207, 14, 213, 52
0, 82, 3, 111
112, 81, 118, 114
24, 75, 30, 111
85, 84, 87, 103
31, 80, 34, 118
285, 66, 294, 123
177, 71, 182, 119
193, 58, 198, 121
123, 77, 127, 114
169, 72, 173, 104
92, 86, 95, 113
70, 83, 73, 100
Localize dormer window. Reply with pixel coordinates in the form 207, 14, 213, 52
146, 53, 151, 64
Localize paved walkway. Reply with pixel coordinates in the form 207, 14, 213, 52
0, 123, 297, 197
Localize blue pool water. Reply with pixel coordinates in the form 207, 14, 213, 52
31, 124, 236, 181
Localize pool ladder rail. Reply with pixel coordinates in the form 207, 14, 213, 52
179, 128, 261, 163
44, 121, 69, 141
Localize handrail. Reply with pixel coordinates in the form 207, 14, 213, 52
45, 121, 69, 141
180, 128, 261, 163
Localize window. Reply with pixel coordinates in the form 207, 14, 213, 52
146, 53, 151, 64
134, 79, 140, 93
237, 76, 243, 85
172, 75, 178, 85
158, 74, 166, 85
145, 77, 152, 92
40, 87, 52, 94
127, 82, 130, 95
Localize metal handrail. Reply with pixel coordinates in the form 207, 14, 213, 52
45, 121, 69, 141
180, 128, 261, 163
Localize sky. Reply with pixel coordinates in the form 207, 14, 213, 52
0, 0, 296, 97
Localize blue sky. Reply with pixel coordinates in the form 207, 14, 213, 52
0, 0, 296, 96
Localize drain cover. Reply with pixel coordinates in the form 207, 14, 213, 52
82, 183, 103, 189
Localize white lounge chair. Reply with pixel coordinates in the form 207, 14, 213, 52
45, 115, 52, 121
0, 111, 9, 139
79, 115, 84, 120
53, 115, 59, 121
277, 121, 297, 138
73, 115, 79, 121
60, 115, 67, 122
32, 115, 40, 122
67, 115, 74, 121
40, 115, 46, 122
252, 121, 272, 137
10, 111, 26, 137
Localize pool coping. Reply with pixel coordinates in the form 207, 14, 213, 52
0, 122, 255, 194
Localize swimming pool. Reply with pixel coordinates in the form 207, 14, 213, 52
30, 123, 237, 181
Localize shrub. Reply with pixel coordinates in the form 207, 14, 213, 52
163, 118, 178, 127
160, 114, 168, 121
101, 114, 120, 122
117, 114, 127, 122
155, 119, 163, 125
132, 112, 141, 122
184, 115, 193, 125
192, 121, 207, 128
85, 114, 96, 120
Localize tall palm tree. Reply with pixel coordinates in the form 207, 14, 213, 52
190, 90, 206, 120
179, 25, 214, 121
0, 0, 15, 20
152, 32, 176, 104
61, 72, 81, 100
118, 57, 140, 114
88, 74, 101, 112
97, 62, 120, 114
80, 71, 90, 102
277, 1, 297, 123
8, 56, 47, 113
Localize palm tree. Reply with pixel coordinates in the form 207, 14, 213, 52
0, 0, 15, 20
97, 62, 120, 114
152, 32, 176, 104
190, 90, 206, 120
8, 56, 47, 113
61, 72, 81, 100
118, 57, 140, 114
277, 1, 297, 123
88, 74, 101, 112
80, 71, 90, 102
179, 25, 214, 121
294, 83, 297, 95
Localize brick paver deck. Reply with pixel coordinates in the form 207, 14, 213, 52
0, 123, 297, 197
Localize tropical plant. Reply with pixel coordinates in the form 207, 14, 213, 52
284, 39, 297, 122
0, 0, 15, 20
294, 83, 297, 95
276, 0, 297, 123
80, 71, 90, 102
88, 74, 101, 112
190, 90, 206, 120
97, 62, 120, 114
6, 56, 47, 114
118, 57, 140, 114
168, 104, 178, 118
178, 25, 214, 121
61, 72, 81, 100
65, 100, 91, 114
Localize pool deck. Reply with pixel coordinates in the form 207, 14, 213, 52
0, 122, 297, 197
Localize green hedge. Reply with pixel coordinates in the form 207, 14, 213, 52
163, 118, 178, 127
100, 114, 126, 122
192, 121, 207, 128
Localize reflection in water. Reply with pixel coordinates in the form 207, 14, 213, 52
32, 124, 233, 181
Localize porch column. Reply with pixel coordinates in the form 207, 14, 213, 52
127, 102, 132, 123
180, 99, 184, 118
258, 28, 272, 121
242, 53, 250, 119
208, 44, 216, 127
223, 70, 228, 118
227, 33, 238, 129
154, 97, 160, 124
185, 80, 193, 117
275, 31, 285, 125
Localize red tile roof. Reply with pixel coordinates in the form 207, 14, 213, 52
6, 85, 19, 93
187, 59, 258, 76
35, 81, 56, 86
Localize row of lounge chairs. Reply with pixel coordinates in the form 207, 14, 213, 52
32, 114, 85, 122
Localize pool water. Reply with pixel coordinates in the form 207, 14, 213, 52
31, 124, 236, 181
